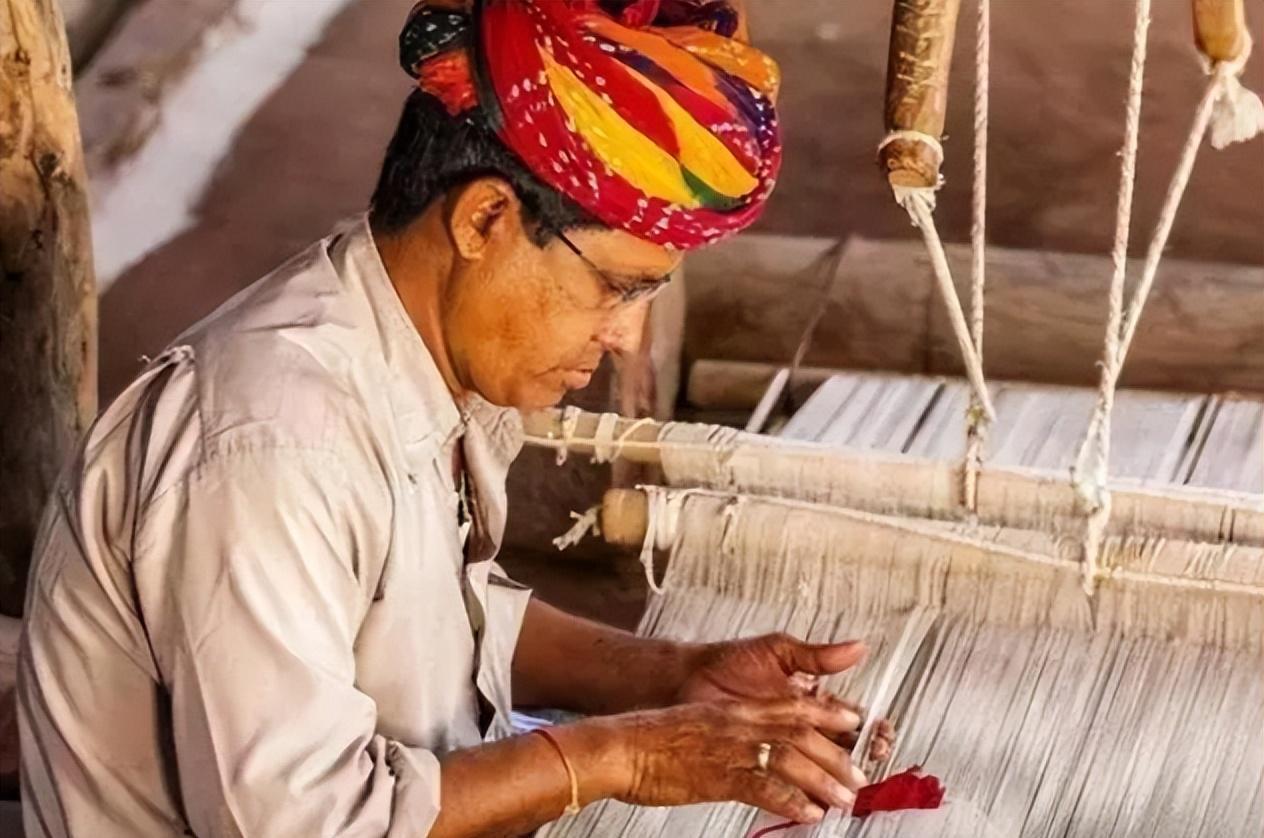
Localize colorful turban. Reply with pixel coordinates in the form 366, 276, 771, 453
400, 0, 782, 250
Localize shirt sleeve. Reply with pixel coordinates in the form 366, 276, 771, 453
137, 446, 440, 838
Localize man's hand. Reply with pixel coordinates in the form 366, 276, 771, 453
613, 695, 868, 824
678, 633, 867, 703
677, 633, 895, 762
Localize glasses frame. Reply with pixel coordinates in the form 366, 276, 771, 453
552, 229, 672, 307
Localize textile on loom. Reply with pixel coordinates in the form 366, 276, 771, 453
398, 0, 782, 249
527, 375, 1264, 836
538, 490, 1264, 837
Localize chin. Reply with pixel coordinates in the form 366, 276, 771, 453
495, 380, 568, 412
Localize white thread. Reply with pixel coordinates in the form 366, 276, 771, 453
555, 406, 581, 466
552, 505, 602, 551
642, 486, 1264, 599
590, 413, 620, 464
638, 486, 687, 596
588, 414, 657, 465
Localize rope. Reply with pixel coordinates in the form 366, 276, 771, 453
899, 191, 997, 424
963, 0, 992, 514
1075, 1, 1260, 595
1072, 0, 1151, 596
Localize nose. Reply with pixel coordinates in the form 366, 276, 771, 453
596, 299, 651, 356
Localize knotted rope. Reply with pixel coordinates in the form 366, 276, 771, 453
1073, 1, 1261, 596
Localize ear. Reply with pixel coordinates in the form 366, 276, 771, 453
446, 177, 522, 261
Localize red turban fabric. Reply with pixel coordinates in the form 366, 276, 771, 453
400, 0, 782, 250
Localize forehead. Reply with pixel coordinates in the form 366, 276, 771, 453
559, 226, 683, 276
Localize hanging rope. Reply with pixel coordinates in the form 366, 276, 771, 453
879, 0, 995, 426
962, 0, 992, 513
1074, 0, 1261, 595
1072, 0, 1151, 596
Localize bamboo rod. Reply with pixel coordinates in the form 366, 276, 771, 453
880, 0, 964, 188
1192, 0, 1249, 63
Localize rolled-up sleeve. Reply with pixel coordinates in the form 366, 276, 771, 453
136, 446, 440, 837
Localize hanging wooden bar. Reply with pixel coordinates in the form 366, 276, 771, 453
1192, 0, 1249, 63
879, 0, 964, 188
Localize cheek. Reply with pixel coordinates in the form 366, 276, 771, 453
450, 274, 595, 399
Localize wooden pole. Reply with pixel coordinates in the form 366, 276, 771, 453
0, 0, 96, 617
879, 0, 964, 189
1192, 0, 1249, 63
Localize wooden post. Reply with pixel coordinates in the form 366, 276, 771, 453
0, 0, 96, 617
1192, 0, 1249, 63
879, 0, 964, 189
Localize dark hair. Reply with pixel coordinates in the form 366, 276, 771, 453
369, 90, 599, 245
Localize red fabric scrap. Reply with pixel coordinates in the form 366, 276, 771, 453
853, 766, 945, 818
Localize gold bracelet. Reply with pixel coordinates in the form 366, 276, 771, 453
532, 728, 582, 816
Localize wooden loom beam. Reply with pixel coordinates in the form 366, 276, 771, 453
522, 408, 1264, 547
880, 0, 963, 189
595, 487, 1264, 603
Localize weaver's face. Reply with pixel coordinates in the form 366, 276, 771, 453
446, 210, 680, 410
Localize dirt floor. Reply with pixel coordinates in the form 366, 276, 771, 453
91, 0, 1264, 619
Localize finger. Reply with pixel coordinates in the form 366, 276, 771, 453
868, 736, 891, 762
767, 740, 858, 810
740, 774, 826, 824
756, 695, 864, 736
779, 638, 868, 677
780, 724, 868, 791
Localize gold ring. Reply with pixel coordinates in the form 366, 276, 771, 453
756, 741, 772, 772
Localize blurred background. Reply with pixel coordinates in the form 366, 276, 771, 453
75, 0, 1263, 401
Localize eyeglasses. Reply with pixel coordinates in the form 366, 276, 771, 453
553, 229, 672, 307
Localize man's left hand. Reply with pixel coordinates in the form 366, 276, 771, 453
676, 633, 895, 762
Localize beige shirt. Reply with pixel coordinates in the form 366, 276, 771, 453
18, 217, 532, 837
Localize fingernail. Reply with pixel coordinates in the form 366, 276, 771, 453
850, 765, 869, 787
804, 805, 826, 822
832, 784, 856, 808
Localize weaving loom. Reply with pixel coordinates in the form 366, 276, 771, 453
524, 0, 1263, 835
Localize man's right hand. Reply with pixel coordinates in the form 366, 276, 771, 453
610, 694, 868, 824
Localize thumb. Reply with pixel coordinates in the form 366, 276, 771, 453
782, 639, 867, 676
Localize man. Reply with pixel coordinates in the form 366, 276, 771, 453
19, 1, 890, 835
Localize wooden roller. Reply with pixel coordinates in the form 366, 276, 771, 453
880, 0, 965, 189
601, 488, 649, 549
1193, 0, 1250, 64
